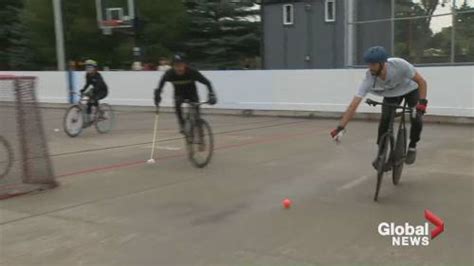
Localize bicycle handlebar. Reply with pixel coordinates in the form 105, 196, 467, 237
365, 98, 413, 113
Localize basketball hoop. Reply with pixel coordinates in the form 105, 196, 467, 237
102, 20, 122, 27
96, 0, 135, 35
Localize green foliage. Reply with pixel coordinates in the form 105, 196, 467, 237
2, 0, 261, 70
183, 0, 261, 69
0, 0, 27, 70
19, 0, 56, 69
3, 0, 187, 70
454, 2, 474, 62
394, 0, 474, 63
394, 0, 440, 63
136, 0, 188, 61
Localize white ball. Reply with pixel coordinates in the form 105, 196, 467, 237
54, 128, 60, 132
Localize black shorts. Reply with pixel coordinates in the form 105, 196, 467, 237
175, 92, 198, 103
91, 89, 108, 101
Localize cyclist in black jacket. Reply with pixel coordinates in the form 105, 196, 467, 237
154, 53, 217, 133
81, 59, 108, 119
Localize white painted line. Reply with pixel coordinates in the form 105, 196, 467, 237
228, 135, 253, 141
337, 175, 369, 191
157, 146, 181, 151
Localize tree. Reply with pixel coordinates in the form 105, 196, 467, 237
394, 0, 441, 63
5, 0, 187, 70
8, 8, 36, 70
404, 0, 474, 63
0, 0, 24, 70
11, 0, 57, 70
135, 0, 187, 63
63, 0, 187, 68
454, 1, 474, 62
183, 0, 261, 69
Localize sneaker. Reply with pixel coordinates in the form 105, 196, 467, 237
372, 158, 392, 172
406, 148, 417, 165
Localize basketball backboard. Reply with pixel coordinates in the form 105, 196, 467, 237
96, 0, 135, 34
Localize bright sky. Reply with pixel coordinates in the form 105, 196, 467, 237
429, 1, 454, 33
417, 0, 474, 33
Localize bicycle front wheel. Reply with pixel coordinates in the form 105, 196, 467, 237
392, 127, 407, 185
95, 103, 115, 134
374, 134, 390, 201
63, 105, 84, 137
0, 137, 13, 179
186, 119, 214, 168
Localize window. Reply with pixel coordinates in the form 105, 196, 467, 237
325, 0, 336, 22
283, 4, 294, 25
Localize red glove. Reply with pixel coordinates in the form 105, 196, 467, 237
416, 99, 428, 114
330, 126, 345, 141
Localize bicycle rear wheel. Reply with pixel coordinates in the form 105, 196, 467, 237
186, 119, 214, 168
392, 127, 406, 185
95, 103, 115, 134
0, 137, 13, 179
63, 105, 84, 137
374, 134, 390, 201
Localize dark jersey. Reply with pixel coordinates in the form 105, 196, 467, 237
82, 72, 108, 92
156, 67, 214, 99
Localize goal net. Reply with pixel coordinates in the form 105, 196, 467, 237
0, 75, 57, 199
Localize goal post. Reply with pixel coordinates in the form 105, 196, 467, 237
0, 75, 57, 199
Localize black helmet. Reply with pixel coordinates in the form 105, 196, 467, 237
363, 46, 389, 64
172, 53, 187, 64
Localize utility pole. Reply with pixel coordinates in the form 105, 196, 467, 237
451, 0, 456, 63
391, 0, 395, 56
53, 0, 66, 70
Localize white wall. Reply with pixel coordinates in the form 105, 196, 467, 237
3, 66, 473, 117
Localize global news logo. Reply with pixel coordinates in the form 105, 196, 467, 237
378, 209, 444, 247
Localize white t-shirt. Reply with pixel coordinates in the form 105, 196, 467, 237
356, 58, 418, 98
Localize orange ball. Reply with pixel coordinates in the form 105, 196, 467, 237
282, 198, 292, 209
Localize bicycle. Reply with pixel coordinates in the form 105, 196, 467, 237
0, 136, 13, 179
63, 93, 115, 137
366, 98, 413, 201
183, 100, 214, 168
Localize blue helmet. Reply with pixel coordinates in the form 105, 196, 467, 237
363, 46, 389, 64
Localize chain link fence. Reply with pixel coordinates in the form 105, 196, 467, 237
347, 0, 474, 66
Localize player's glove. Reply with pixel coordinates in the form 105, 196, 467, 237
416, 99, 428, 114
330, 126, 345, 141
208, 93, 217, 105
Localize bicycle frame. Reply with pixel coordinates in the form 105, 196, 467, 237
183, 100, 208, 127
367, 98, 413, 165
367, 98, 414, 200
368, 99, 412, 137
181, 100, 214, 168
386, 101, 407, 152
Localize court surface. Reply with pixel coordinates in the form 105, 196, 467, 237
1, 108, 473, 266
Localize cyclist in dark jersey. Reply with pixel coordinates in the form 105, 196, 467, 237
154, 53, 217, 133
80, 59, 108, 119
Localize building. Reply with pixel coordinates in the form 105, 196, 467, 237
262, 0, 392, 69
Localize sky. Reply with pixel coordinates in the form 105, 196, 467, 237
411, 0, 473, 33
